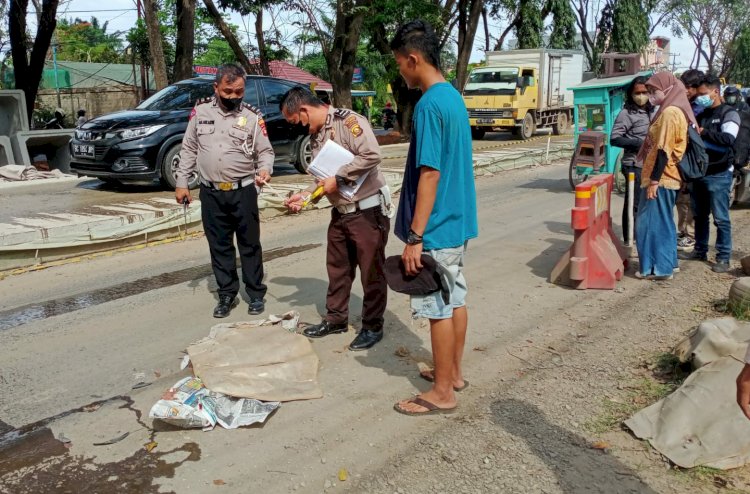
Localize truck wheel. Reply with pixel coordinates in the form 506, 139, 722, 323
520, 113, 535, 140
552, 112, 569, 135
160, 143, 199, 190
471, 127, 486, 140
294, 136, 312, 174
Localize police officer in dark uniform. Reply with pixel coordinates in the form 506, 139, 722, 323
175, 64, 274, 318
280, 87, 392, 351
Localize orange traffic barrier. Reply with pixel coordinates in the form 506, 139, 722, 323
551, 174, 628, 289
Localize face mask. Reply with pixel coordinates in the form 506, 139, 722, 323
726, 96, 738, 106
633, 94, 649, 107
695, 94, 713, 108
649, 90, 666, 107
220, 96, 243, 111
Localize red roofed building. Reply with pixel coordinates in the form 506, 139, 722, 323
267, 61, 333, 91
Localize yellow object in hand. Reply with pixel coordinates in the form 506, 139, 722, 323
302, 185, 324, 208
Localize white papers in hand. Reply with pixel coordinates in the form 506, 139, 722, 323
308, 139, 369, 200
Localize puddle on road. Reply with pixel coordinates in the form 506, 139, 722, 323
0, 396, 202, 493
0, 244, 320, 331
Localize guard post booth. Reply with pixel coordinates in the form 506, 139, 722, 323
568, 53, 652, 190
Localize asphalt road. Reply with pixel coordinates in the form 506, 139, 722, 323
0, 158, 604, 493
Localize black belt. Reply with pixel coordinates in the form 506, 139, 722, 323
199, 176, 254, 191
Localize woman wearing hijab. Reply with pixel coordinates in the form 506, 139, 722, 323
634, 72, 696, 280
611, 76, 653, 245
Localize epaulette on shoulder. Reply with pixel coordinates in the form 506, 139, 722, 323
333, 108, 353, 119
196, 97, 213, 106
242, 102, 263, 116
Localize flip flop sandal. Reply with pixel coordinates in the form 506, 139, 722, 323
393, 396, 457, 416
419, 371, 470, 392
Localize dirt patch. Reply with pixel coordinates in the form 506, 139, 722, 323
349, 209, 750, 493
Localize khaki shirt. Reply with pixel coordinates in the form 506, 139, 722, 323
176, 97, 274, 189
309, 106, 385, 207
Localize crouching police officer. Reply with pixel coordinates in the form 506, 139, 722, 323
175, 63, 274, 318
281, 87, 392, 351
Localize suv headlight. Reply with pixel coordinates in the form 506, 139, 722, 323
107, 124, 166, 141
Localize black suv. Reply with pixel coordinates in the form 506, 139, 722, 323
69, 75, 314, 188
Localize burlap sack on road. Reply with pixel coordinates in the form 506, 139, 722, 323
187, 313, 323, 402
626, 317, 750, 469
674, 317, 750, 368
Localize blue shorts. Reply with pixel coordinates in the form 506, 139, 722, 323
410, 243, 468, 320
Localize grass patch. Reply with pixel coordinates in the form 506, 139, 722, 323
713, 296, 750, 321
673, 465, 746, 492
585, 354, 687, 435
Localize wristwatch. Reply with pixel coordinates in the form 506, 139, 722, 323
407, 229, 423, 245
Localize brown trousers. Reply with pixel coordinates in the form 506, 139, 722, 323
325, 206, 389, 329
676, 189, 694, 238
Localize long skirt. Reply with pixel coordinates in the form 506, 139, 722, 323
635, 187, 678, 277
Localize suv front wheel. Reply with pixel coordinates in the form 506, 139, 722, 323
294, 135, 312, 174
160, 143, 199, 190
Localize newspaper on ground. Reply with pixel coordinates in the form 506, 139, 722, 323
149, 376, 280, 430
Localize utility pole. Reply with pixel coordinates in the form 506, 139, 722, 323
670, 52, 680, 73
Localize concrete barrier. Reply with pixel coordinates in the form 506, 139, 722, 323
0, 90, 29, 137
550, 174, 628, 289
0, 136, 14, 166
11, 130, 74, 172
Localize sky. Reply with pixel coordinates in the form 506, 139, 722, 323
26, 0, 698, 73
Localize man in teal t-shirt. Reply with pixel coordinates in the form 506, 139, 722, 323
391, 19, 479, 417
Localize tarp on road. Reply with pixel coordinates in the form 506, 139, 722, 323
625, 318, 750, 469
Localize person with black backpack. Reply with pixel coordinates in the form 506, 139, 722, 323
725, 87, 750, 169
682, 75, 741, 273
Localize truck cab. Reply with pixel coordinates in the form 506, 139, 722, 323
463, 66, 538, 140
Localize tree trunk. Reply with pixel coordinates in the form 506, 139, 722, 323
324, 0, 371, 108
391, 76, 421, 136
494, 14, 519, 51
143, 0, 169, 90
482, 7, 490, 52
203, 0, 259, 74
255, 9, 271, 75
9, 0, 60, 123
174, 0, 196, 81
455, 0, 483, 90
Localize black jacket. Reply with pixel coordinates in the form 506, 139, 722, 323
700, 104, 740, 174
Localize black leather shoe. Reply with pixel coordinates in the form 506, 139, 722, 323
248, 298, 265, 315
348, 329, 383, 351
213, 295, 238, 318
303, 320, 348, 338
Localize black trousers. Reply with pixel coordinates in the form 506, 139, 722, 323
200, 184, 267, 300
325, 207, 389, 330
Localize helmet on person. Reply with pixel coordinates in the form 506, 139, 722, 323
724, 86, 742, 107
54, 107, 65, 117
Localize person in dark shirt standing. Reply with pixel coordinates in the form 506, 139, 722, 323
682, 75, 740, 273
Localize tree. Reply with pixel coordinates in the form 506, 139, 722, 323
725, 27, 750, 84
609, 0, 649, 54
295, 0, 373, 108
455, 0, 484, 90
592, 0, 614, 73
671, 0, 749, 75
9, 0, 60, 123
143, 0, 169, 89
547, 0, 577, 49
174, 0, 197, 81
55, 17, 125, 63
515, 0, 543, 49
202, 0, 259, 74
